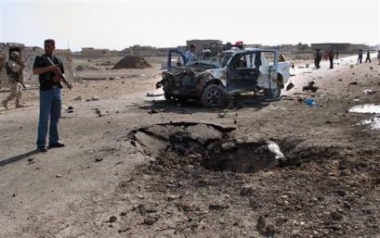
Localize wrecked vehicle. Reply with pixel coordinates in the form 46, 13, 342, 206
156, 48, 291, 107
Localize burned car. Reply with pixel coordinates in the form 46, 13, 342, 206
156, 48, 291, 107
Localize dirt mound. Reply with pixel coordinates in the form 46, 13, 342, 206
112, 56, 151, 69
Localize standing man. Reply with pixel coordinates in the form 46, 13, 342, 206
0, 50, 5, 90
377, 50, 380, 65
185, 44, 196, 63
328, 48, 334, 69
33, 39, 72, 152
357, 49, 363, 63
2, 51, 25, 110
314, 48, 322, 69
364, 50, 371, 63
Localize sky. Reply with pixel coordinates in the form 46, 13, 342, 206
1, 0, 379, 51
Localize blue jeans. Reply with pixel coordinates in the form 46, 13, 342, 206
36, 88, 62, 149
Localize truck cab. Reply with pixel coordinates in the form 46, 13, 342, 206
157, 48, 291, 107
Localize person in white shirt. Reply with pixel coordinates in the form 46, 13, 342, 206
185, 44, 196, 63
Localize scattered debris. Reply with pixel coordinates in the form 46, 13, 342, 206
240, 185, 255, 196
218, 112, 226, 118
256, 215, 276, 237
167, 194, 182, 201
27, 158, 35, 165
148, 109, 166, 114
108, 216, 117, 223
66, 106, 74, 113
146, 93, 163, 97
267, 141, 285, 161
93, 108, 104, 117
302, 81, 318, 92
95, 158, 104, 162
143, 216, 158, 225
256, 215, 267, 233
286, 82, 295, 91
86, 96, 100, 102
304, 98, 316, 106
208, 203, 229, 211
363, 89, 377, 95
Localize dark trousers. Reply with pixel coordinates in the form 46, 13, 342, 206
329, 57, 334, 69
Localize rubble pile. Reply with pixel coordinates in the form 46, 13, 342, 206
112, 56, 151, 69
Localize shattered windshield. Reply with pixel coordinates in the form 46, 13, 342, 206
185, 50, 234, 69
219, 51, 234, 67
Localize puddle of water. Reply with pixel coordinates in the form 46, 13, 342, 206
348, 104, 380, 114
358, 117, 380, 130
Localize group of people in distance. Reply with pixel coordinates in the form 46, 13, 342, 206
314, 47, 379, 70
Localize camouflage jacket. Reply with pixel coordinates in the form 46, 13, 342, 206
5, 59, 23, 83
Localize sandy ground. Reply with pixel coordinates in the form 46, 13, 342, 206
0, 55, 379, 238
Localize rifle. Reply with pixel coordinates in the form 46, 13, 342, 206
46, 56, 72, 89
16, 75, 27, 90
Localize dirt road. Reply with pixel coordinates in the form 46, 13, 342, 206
0, 57, 379, 238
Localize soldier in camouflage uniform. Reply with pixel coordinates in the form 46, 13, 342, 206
2, 51, 25, 110
0, 50, 5, 90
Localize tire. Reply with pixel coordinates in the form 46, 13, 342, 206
264, 84, 281, 99
201, 84, 226, 107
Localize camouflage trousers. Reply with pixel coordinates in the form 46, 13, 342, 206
4, 82, 22, 103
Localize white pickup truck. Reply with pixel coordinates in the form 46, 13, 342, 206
157, 48, 291, 107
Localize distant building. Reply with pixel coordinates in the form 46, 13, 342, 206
186, 39, 223, 54
79, 47, 117, 58
245, 44, 262, 49
311, 43, 350, 52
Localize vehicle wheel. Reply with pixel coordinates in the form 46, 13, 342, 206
201, 84, 226, 107
264, 84, 281, 99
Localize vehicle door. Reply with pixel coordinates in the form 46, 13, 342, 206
226, 51, 260, 91
167, 49, 186, 71
257, 51, 278, 89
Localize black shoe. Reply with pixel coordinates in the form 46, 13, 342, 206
48, 142, 65, 148
37, 147, 48, 153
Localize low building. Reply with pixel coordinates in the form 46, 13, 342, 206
310, 43, 351, 52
